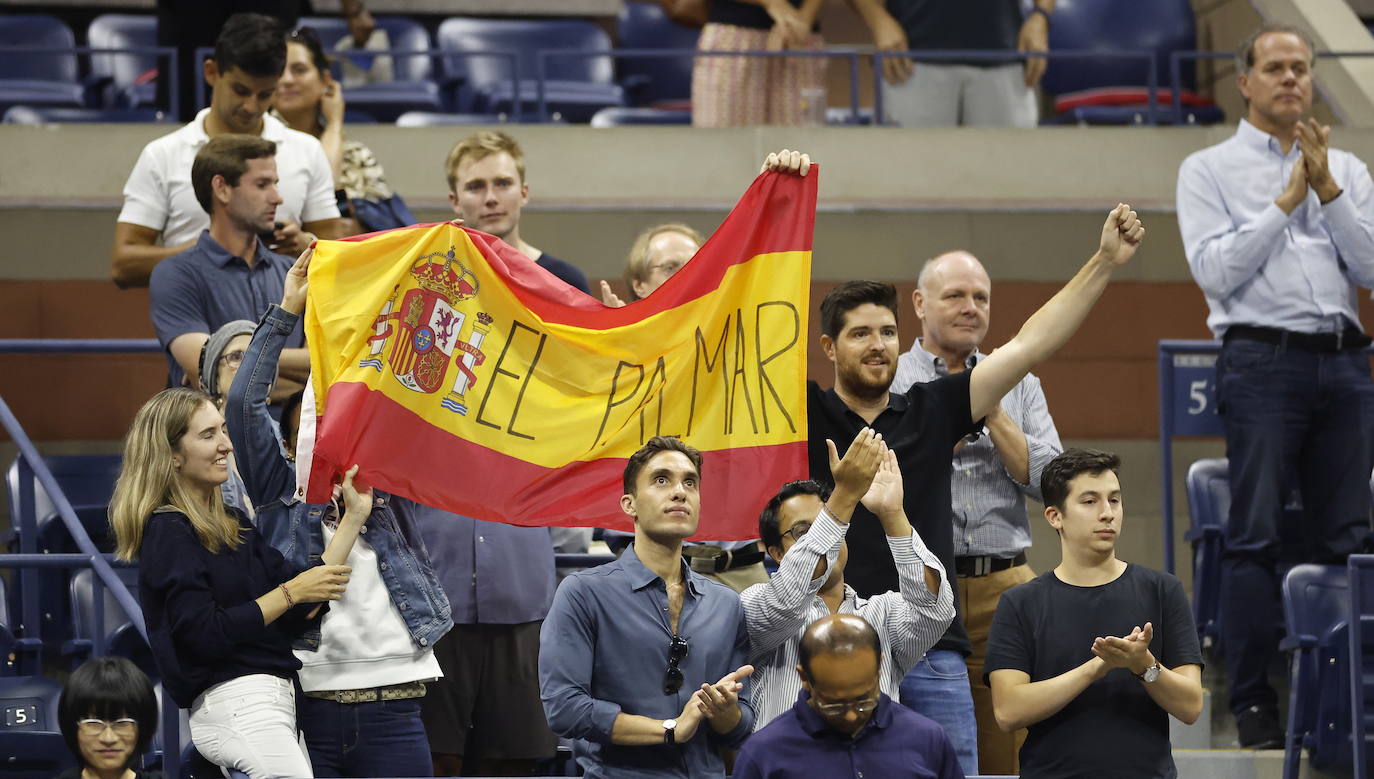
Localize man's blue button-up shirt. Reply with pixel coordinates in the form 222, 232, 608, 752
539, 543, 754, 778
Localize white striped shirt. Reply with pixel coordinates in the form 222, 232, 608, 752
740, 507, 955, 730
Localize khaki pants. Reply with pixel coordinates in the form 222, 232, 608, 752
959, 563, 1037, 775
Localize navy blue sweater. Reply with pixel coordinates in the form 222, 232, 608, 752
138, 509, 319, 708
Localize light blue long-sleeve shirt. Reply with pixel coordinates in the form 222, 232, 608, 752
1177, 119, 1374, 337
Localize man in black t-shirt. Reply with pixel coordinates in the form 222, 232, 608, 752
807, 201, 1145, 773
985, 450, 1204, 778
848, 0, 1054, 127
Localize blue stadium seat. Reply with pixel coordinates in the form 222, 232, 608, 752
6, 454, 122, 654
616, 1, 698, 108
1040, 0, 1221, 125
87, 14, 159, 109
1184, 458, 1227, 651
65, 567, 153, 677
0, 674, 73, 779
1281, 564, 1374, 777
437, 18, 625, 122
3, 105, 164, 123
296, 16, 442, 121
589, 106, 690, 127
1348, 555, 1374, 779
0, 14, 86, 113
394, 111, 509, 127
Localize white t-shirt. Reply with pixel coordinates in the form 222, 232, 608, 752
117, 108, 340, 246
295, 523, 443, 692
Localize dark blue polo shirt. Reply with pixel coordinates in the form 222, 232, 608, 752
149, 231, 303, 389
733, 691, 963, 779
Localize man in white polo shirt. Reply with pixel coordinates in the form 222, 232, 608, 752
111, 13, 341, 288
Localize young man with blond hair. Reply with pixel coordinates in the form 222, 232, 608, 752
443, 130, 589, 293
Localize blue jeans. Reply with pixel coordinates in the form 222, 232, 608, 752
298, 693, 432, 777
1216, 338, 1374, 714
899, 649, 979, 776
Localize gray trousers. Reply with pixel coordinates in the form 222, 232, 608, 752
883, 62, 1037, 127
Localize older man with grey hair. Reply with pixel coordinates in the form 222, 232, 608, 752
890, 249, 1062, 776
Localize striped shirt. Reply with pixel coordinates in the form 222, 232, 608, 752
740, 507, 954, 730
891, 342, 1062, 559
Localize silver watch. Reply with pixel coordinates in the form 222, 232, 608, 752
662, 718, 677, 745
1136, 663, 1161, 683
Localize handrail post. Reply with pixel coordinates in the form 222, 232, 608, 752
1146, 52, 1159, 126
17, 457, 40, 669
1170, 51, 1184, 126
872, 52, 886, 126
847, 50, 860, 122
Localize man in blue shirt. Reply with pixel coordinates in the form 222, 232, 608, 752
733, 613, 962, 779
148, 134, 308, 398
1176, 23, 1374, 748
539, 436, 755, 778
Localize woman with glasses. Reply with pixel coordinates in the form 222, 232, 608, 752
111, 387, 370, 778
57, 657, 161, 779
274, 26, 406, 234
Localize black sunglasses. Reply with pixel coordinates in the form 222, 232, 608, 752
663, 634, 689, 695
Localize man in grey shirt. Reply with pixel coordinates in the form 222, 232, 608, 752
890, 250, 1062, 775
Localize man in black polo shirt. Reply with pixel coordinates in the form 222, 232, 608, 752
807, 203, 1145, 773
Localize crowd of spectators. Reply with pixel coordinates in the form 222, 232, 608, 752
35, 7, 1372, 779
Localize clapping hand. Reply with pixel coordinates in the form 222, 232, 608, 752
1092, 622, 1156, 675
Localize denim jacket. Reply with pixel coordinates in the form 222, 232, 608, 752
225, 304, 453, 651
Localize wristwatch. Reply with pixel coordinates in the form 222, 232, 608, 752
662, 718, 677, 745
1136, 662, 1161, 683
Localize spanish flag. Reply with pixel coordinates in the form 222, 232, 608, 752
301, 167, 816, 540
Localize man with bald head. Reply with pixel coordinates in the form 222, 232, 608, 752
733, 613, 963, 779
890, 250, 1063, 775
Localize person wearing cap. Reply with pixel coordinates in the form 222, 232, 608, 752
148, 134, 310, 407
198, 318, 257, 519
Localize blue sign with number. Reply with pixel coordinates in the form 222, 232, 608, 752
1170, 354, 1223, 436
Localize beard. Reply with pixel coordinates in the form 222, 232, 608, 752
836, 355, 895, 402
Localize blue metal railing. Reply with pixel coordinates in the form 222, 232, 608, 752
535, 47, 861, 124
874, 48, 1159, 125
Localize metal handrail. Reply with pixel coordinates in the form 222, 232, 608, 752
535, 47, 862, 124
2, 45, 180, 120
873, 48, 1159, 125
0, 339, 159, 353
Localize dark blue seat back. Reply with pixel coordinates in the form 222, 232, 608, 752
1185, 457, 1228, 647
296, 16, 434, 81
437, 18, 614, 90
617, 1, 698, 106
87, 13, 158, 106
0, 14, 78, 82
1041, 0, 1197, 95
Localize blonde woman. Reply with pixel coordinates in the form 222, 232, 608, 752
111, 387, 369, 778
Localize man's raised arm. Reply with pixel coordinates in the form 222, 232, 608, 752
968, 205, 1144, 422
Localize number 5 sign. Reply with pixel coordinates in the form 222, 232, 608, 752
1158, 340, 1226, 575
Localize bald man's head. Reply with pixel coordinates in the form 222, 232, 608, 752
799, 614, 881, 675
913, 250, 991, 366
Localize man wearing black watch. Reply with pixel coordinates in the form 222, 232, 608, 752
986, 450, 1204, 778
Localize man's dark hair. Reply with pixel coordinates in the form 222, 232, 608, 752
1235, 23, 1315, 74
622, 436, 703, 495
758, 480, 830, 549
799, 614, 881, 677
58, 657, 158, 769
191, 134, 277, 213
819, 281, 899, 339
1040, 448, 1122, 511
214, 13, 288, 78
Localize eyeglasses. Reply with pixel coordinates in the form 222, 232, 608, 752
781, 521, 813, 543
218, 350, 246, 368
811, 692, 880, 717
662, 634, 690, 695
77, 717, 137, 737
648, 260, 684, 278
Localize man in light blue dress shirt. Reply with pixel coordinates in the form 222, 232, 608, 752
1176, 23, 1374, 748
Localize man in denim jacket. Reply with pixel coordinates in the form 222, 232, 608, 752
225, 248, 453, 777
